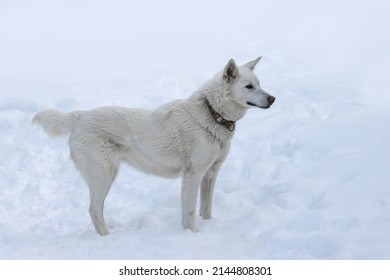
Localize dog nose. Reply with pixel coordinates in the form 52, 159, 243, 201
268, 95, 275, 105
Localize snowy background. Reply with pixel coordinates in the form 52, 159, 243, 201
1, 0, 389, 259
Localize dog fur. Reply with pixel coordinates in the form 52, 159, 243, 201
33, 57, 275, 235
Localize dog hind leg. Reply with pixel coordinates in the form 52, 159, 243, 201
87, 171, 116, 236
71, 146, 119, 236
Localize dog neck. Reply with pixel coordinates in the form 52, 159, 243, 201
205, 98, 236, 131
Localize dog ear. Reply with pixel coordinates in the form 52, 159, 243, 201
223, 59, 239, 83
243, 57, 262, 71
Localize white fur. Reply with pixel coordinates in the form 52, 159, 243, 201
32, 57, 275, 235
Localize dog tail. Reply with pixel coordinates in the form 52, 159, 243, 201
32, 109, 83, 137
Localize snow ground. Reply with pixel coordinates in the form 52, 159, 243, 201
1, 0, 390, 259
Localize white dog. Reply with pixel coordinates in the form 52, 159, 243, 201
33, 57, 275, 235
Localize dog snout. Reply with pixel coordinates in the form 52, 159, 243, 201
267, 95, 275, 105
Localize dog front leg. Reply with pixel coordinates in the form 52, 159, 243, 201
200, 161, 223, 219
181, 171, 202, 232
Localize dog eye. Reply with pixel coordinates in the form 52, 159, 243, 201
245, 84, 254, 89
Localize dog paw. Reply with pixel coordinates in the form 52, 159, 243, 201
182, 218, 197, 233
96, 227, 110, 236
185, 226, 198, 233
99, 230, 110, 236
200, 212, 212, 220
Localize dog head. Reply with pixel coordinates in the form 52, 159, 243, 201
223, 57, 275, 109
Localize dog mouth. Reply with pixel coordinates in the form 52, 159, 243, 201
246, 102, 271, 109
247, 96, 275, 109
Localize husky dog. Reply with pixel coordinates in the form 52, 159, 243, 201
33, 57, 275, 235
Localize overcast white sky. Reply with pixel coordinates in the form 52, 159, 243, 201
0, 0, 388, 96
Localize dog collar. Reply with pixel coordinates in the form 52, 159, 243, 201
205, 98, 235, 131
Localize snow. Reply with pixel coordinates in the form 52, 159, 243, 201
1, 0, 390, 259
